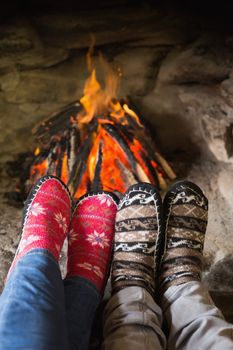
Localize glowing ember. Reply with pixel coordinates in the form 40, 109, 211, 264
27, 51, 176, 199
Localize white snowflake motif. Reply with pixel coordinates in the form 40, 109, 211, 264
77, 262, 103, 278
68, 229, 78, 245
86, 230, 109, 249
18, 235, 41, 253
30, 203, 45, 216
54, 212, 67, 233
98, 195, 112, 207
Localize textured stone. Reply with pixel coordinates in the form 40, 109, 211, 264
33, 9, 161, 49
0, 47, 70, 74
0, 101, 35, 163
0, 4, 233, 318
115, 48, 168, 96
0, 20, 70, 74
158, 41, 231, 85
176, 84, 233, 162
218, 169, 233, 206
1, 54, 87, 104
221, 76, 233, 109
0, 249, 14, 292
201, 114, 233, 163
127, 29, 187, 47
0, 71, 20, 93
0, 23, 33, 52
204, 255, 233, 292
139, 87, 193, 153
0, 175, 21, 291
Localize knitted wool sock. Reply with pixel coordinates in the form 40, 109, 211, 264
111, 183, 163, 298
7, 175, 72, 279
160, 180, 208, 293
66, 192, 118, 294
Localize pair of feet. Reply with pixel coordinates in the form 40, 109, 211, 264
7, 175, 118, 294
112, 181, 208, 298
8, 176, 208, 298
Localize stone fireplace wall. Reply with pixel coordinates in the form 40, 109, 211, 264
0, 1, 233, 320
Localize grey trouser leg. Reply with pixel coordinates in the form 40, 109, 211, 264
162, 281, 233, 350
103, 286, 167, 350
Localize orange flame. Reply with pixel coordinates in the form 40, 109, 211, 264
34, 147, 40, 156
29, 47, 174, 198
77, 49, 131, 127
30, 159, 48, 178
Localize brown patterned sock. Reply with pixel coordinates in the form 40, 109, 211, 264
111, 183, 163, 298
160, 180, 208, 293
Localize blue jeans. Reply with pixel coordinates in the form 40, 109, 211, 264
0, 249, 100, 350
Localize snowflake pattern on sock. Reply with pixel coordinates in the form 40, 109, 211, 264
7, 176, 71, 279
66, 192, 118, 293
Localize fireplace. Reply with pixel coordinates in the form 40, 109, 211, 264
27, 100, 176, 198
0, 0, 233, 321
20, 53, 176, 200
4, 43, 176, 200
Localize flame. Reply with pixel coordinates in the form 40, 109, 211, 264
28, 48, 175, 198
30, 159, 48, 178
77, 50, 133, 127
61, 153, 68, 184
34, 147, 40, 156
123, 104, 143, 127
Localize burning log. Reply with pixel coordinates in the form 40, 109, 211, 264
11, 56, 176, 201
24, 98, 175, 200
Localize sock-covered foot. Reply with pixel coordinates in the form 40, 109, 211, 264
111, 183, 163, 298
7, 175, 72, 278
160, 180, 208, 293
66, 192, 118, 294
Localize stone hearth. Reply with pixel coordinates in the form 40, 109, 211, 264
0, 1, 233, 321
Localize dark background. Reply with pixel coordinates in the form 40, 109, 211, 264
1, 0, 233, 19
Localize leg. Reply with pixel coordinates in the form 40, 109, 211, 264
162, 281, 233, 350
65, 192, 118, 350
103, 286, 166, 350
103, 183, 167, 350
0, 250, 69, 350
0, 175, 72, 350
64, 276, 100, 350
160, 180, 233, 350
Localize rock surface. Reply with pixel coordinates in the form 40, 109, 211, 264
0, 3, 233, 321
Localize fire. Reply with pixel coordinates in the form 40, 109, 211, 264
30, 158, 48, 178
77, 49, 130, 128
28, 50, 176, 199
122, 104, 143, 127
34, 147, 40, 156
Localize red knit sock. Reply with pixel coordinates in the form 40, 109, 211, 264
66, 192, 118, 293
7, 176, 71, 279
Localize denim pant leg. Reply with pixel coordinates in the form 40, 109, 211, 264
162, 281, 233, 350
0, 249, 69, 350
102, 286, 167, 350
64, 276, 100, 350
